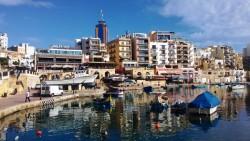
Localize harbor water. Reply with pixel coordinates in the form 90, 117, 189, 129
1, 86, 250, 141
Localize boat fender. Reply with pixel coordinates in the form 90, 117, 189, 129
14, 136, 19, 141
155, 122, 160, 129
36, 130, 43, 137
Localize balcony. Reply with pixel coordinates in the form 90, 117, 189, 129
138, 47, 149, 51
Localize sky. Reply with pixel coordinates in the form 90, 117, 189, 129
0, 0, 249, 52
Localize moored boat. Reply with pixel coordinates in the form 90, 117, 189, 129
231, 84, 245, 90
103, 88, 124, 98
93, 98, 111, 111
171, 100, 187, 114
191, 85, 207, 89
143, 86, 153, 94
188, 91, 220, 115
150, 94, 169, 113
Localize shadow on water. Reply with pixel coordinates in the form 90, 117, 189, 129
188, 112, 220, 132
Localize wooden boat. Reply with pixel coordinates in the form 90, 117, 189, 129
188, 91, 220, 115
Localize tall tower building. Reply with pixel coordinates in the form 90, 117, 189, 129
95, 10, 108, 44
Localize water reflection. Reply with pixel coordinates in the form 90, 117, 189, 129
1, 86, 250, 141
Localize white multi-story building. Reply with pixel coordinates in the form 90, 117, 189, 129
150, 42, 169, 66
0, 33, 8, 50
149, 31, 177, 66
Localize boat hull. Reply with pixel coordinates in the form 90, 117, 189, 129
188, 106, 218, 115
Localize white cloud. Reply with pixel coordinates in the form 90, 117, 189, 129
0, 0, 53, 8
157, 0, 250, 49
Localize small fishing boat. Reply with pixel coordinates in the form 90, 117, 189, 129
150, 102, 168, 113
103, 88, 124, 98
188, 91, 220, 115
191, 85, 207, 89
150, 94, 168, 113
171, 100, 187, 114
143, 86, 153, 94
231, 85, 245, 90
93, 98, 111, 111
227, 84, 245, 91
216, 83, 225, 87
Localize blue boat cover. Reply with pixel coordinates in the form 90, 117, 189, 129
189, 91, 220, 108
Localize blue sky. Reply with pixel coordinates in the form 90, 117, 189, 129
0, 0, 249, 52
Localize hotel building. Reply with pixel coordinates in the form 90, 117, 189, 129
36, 45, 83, 70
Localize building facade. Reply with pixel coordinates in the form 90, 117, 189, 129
36, 46, 83, 70
243, 45, 250, 71
76, 37, 101, 55
107, 37, 137, 68
131, 33, 150, 67
176, 39, 195, 68
0, 33, 8, 50
150, 42, 169, 66
149, 31, 177, 66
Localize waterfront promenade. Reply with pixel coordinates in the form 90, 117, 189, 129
0, 89, 105, 119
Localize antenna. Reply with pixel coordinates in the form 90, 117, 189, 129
100, 9, 104, 21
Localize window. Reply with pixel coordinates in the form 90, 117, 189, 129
152, 45, 156, 49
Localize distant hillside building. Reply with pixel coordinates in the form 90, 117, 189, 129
0, 33, 8, 50
243, 45, 250, 71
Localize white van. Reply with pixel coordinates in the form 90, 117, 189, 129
41, 85, 63, 96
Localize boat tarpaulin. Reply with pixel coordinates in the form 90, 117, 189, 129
189, 91, 220, 109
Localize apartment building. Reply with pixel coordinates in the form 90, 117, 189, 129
176, 39, 195, 68
107, 37, 137, 68
149, 31, 177, 66
131, 33, 150, 67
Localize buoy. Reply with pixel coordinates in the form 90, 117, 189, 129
36, 130, 43, 137
155, 122, 160, 129
14, 136, 19, 141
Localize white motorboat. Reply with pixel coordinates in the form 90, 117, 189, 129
231, 85, 245, 90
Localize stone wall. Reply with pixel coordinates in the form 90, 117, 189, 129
0, 74, 40, 97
